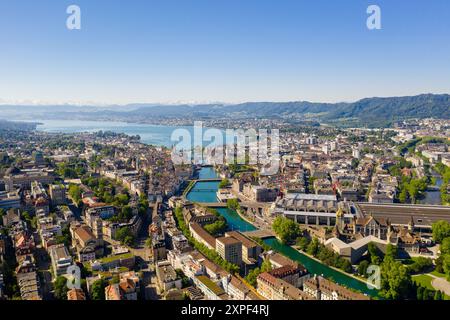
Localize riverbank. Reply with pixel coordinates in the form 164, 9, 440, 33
186, 166, 379, 297
291, 245, 373, 288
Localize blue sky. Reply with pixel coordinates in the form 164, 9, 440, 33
0, 0, 449, 105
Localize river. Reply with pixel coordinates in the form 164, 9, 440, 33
420, 171, 443, 205
186, 167, 378, 297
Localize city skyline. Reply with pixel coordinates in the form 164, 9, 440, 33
1, 0, 450, 105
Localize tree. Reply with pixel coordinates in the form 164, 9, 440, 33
91, 278, 108, 300
399, 189, 408, 203
441, 237, 450, 255
119, 205, 133, 222
226, 198, 240, 211
245, 259, 272, 287
115, 227, 135, 246
54, 276, 69, 300
432, 221, 450, 243
68, 184, 82, 203
296, 237, 310, 251
443, 254, 450, 281
261, 259, 272, 273
408, 257, 433, 274
219, 179, 230, 188
272, 216, 301, 244
339, 259, 353, 273
306, 238, 320, 256
368, 242, 383, 265
385, 244, 398, 259
203, 218, 228, 236
380, 256, 412, 299
358, 260, 370, 277
416, 286, 424, 300
245, 267, 261, 287
434, 290, 442, 300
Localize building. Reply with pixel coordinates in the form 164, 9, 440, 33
105, 283, 122, 300
215, 236, 242, 266
4, 168, 55, 192
303, 276, 370, 300
224, 231, 261, 264
0, 190, 21, 210
49, 244, 73, 277
16, 271, 41, 300
269, 265, 310, 288
256, 272, 313, 300
221, 274, 260, 300
71, 224, 104, 261
156, 261, 183, 292
49, 184, 66, 206
193, 275, 229, 300
189, 222, 216, 250
67, 288, 86, 300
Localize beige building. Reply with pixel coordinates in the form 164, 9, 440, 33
215, 236, 242, 265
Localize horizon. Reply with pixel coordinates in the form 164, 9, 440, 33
0, 92, 449, 108
1, 0, 450, 105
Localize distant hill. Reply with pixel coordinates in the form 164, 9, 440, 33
1, 93, 449, 127
324, 94, 450, 122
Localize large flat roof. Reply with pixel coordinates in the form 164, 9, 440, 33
356, 203, 450, 227
284, 193, 337, 201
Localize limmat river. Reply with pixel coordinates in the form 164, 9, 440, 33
186, 167, 378, 298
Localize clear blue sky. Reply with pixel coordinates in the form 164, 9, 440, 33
0, 0, 449, 105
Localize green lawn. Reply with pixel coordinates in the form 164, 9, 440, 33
412, 274, 435, 290
430, 270, 447, 279
99, 252, 134, 264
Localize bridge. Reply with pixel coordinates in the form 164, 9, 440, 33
199, 202, 228, 208
197, 201, 272, 212
243, 229, 276, 239
188, 189, 219, 193
189, 178, 222, 182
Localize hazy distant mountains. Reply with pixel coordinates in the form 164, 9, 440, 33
1, 93, 449, 127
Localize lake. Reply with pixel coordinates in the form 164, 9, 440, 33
31, 119, 234, 149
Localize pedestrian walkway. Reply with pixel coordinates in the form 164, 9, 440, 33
428, 274, 450, 296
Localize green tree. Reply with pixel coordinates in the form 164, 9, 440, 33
368, 242, 382, 265
443, 254, 450, 281
380, 256, 412, 299
385, 244, 398, 259
272, 216, 301, 244
226, 198, 240, 211
358, 260, 370, 277
91, 278, 108, 300
432, 221, 450, 243
54, 276, 69, 300
203, 218, 228, 236
296, 237, 310, 251
219, 179, 230, 188
119, 205, 133, 222
115, 227, 135, 246
306, 238, 320, 256
441, 237, 450, 255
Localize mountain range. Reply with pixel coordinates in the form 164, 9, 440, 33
0, 93, 448, 127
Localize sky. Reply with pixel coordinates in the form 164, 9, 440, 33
0, 0, 449, 105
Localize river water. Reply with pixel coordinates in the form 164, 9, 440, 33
186, 167, 378, 297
